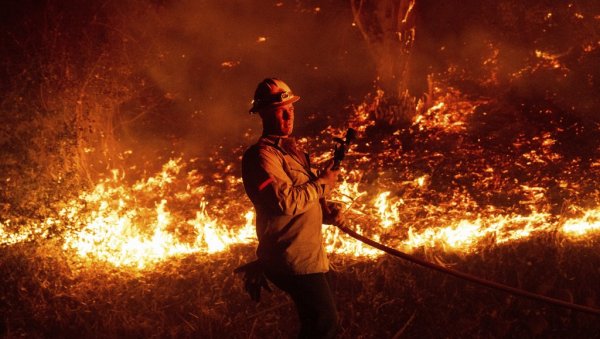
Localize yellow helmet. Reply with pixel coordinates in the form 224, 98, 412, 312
249, 78, 300, 113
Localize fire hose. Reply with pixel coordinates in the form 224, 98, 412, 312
239, 129, 600, 315
334, 221, 600, 316
327, 128, 600, 316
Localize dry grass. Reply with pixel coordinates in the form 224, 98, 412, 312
1, 235, 599, 338
2, 1, 600, 337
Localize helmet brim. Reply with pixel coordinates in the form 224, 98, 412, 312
249, 95, 300, 113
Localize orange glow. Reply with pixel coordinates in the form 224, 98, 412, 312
562, 208, 600, 237
2, 82, 599, 269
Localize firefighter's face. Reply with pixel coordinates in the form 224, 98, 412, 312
260, 103, 294, 136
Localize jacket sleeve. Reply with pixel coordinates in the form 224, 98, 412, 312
247, 147, 325, 216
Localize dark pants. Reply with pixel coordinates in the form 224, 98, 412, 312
265, 271, 338, 339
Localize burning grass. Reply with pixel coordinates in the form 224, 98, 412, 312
2, 1, 600, 334
2, 77, 600, 336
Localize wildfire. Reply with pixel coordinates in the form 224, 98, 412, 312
374, 192, 402, 229
562, 208, 600, 236
535, 50, 564, 69
328, 181, 600, 255
0, 220, 36, 246
2, 80, 599, 270
411, 87, 486, 133
2, 159, 256, 269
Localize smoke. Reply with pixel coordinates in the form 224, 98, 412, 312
0, 0, 378, 214
115, 0, 375, 156
1, 0, 598, 192
414, 0, 600, 119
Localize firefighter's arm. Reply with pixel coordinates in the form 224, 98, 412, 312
256, 150, 337, 216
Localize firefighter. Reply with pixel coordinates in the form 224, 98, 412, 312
241, 78, 342, 338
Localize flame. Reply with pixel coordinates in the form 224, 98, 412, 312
535, 50, 563, 69
562, 209, 600, 237
0, 220, 35, 245
325, 224, 380, 257
2, 159, 256, 269
4, 152, 600, 268
403, 211, 553, 251
411, 87, 486, 133
374, 192, 402, 229
2, 80, 600, 269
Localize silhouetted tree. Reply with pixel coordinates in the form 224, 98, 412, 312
351, 0, 417, 98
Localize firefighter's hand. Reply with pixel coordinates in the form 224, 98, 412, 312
323, 201, 345, 226
318, 162, 340, 189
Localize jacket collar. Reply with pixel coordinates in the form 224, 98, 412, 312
261, 134, 289, 143
259, 135, 295, 152
258, 135, 315, 178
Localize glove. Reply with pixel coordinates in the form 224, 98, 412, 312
234, 260, 272, 302
323, 201, 345, 226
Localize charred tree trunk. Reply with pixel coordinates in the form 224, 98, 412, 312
351, 0, 417, 98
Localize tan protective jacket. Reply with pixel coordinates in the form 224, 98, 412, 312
242, 135, 330, 275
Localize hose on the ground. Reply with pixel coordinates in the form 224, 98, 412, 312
335, 223, 600, 316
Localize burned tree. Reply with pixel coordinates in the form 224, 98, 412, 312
351, 0, 417, 97
351, 0, 423, 128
